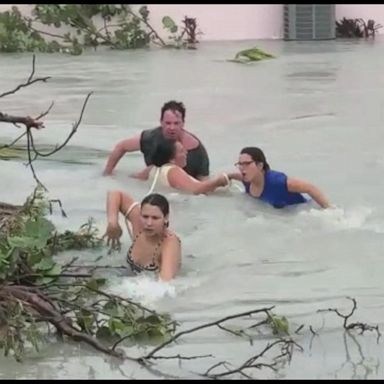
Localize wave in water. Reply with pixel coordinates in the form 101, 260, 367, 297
298, 205, 374, 231
106, 272, 204, 309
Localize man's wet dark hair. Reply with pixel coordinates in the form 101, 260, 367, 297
160, 100, 186, 121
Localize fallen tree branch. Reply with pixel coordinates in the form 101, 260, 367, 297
1, 285, 126, 359
0, 55, 50, 99
0, 132, 27, 150
0, 113, 44, 129
202, 338, 302, 379
141, 306, 275, 361
1, 55, 92, 191
318, 297, 381, 340
27, 92, 92, 158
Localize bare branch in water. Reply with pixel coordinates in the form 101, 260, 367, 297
309, 325, 319, 336
141, 306, 275, 361
0, 55, 50, 98
27, 92, 93, 158
0, 131, 27, 150
35, 101, 55, 120
318, 297, 381, 340
0, 113, 44, 129
1, 56, 92, 191
202, 338, 302, 379
145, 353, 213, 361
26, 127, 47, 190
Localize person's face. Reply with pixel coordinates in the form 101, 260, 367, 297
236, 153, 263, 183
140, 203, 168, 236
174, 141, 187, 168
161, 109, 184, 139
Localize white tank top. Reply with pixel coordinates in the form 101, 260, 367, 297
148, 164, 176, 188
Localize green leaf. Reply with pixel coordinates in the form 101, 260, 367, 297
233, 47, 275, 63
85, 277, 106, 291
7, 236, 46, 250
138, 6, 149, 21
24, 217, 55, 241
33, 258, 54, 271
269, 315, 289, 335
162, 16, 177, 34
143, 315, 162, 325
49, 264, 62, 275
76, 309, 95, 334
108, 318, 128, 337
96, 326, 112, 338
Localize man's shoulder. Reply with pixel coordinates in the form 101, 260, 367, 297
183, 129, 207, 153
183, 128, 201, 142
141, 126, 162, 140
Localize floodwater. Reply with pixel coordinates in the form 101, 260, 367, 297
2, 37, 384, 379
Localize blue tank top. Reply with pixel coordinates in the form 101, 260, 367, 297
243, 170, 308, 209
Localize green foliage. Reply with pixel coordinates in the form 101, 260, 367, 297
0, 300, 41, 362
162, 16, 178, 34
162, 15, 200, 49
229, 47, 275, 63
267, 314, 289, 336
48, 218, 103, 253
0, 188, 176, 362
0, 4, 200, 54
0, 6, 59, 53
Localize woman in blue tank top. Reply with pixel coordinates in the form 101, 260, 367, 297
229, 147, 331, 209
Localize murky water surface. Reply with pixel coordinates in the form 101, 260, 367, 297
1, 38, 384, 379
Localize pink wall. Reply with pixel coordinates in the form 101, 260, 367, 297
148, 4, 384, 41
1, 4, 384, 41
336, 4, 384, 26
147, 4, 284, 41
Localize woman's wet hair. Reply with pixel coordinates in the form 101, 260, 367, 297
240, 147, 270, 171
141, 193, 170, 217
151, 137, 177, 167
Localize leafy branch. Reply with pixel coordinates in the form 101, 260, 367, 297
0, 5, 201, 55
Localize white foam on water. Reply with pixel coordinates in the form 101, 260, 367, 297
107, 272, 203, 309
298, 205, 373, 231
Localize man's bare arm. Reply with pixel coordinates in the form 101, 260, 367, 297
103, 135, 141, 176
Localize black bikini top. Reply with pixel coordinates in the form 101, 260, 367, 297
126, 231, 163, 274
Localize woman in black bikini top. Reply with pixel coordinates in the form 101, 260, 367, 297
126, 231, 163, 273
104, 190, 181, 281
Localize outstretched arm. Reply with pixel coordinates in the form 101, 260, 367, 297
103, 135, 141, 176
103, 190, 141, 249
159, 235, 181, 282
167, 167, 229, 195
227, 171, 243, 181
287, 178, 331, 209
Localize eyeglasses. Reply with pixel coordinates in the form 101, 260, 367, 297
235, 160, 255, 168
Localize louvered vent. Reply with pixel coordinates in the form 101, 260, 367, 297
284, 4, 336, 40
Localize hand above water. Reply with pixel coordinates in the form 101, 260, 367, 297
103, 222, 123, 251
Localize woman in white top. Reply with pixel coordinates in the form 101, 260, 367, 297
132, 138, 235, 194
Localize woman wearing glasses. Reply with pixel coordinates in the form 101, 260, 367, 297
230, 147, 331, 209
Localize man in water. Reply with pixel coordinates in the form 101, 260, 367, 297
103, 100, 210, 180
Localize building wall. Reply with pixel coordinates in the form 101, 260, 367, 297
147, 4, 384, 40
1, 4, 384, 41
147, 4, 284, 41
